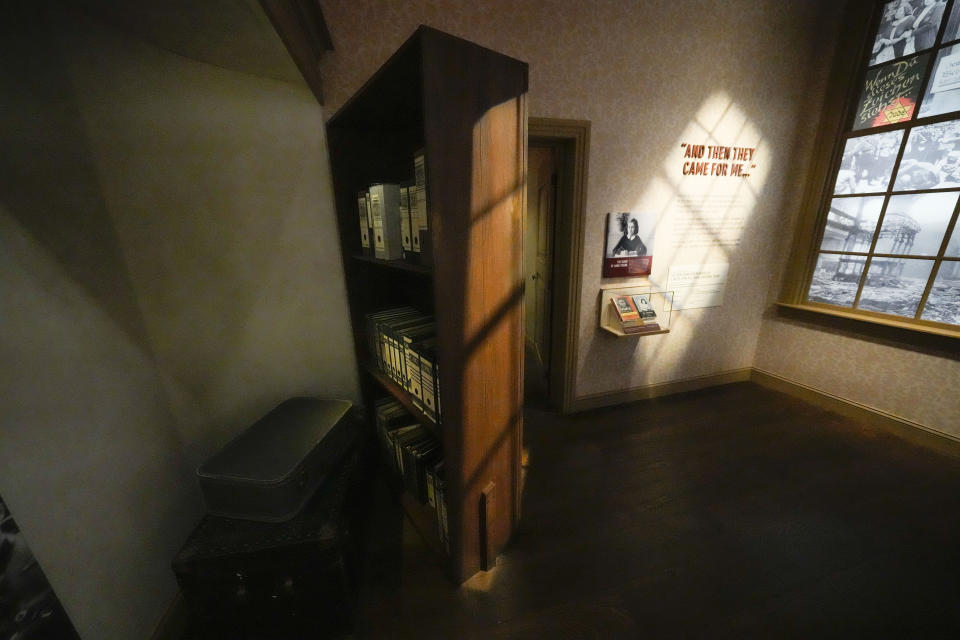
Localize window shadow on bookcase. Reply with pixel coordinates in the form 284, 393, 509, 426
327, 26, 527, 583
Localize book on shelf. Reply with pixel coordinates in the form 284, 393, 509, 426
389, 424, 423, 475
434, 356, 442, 424
413, 149, 429, 257
433, 462, 448, 552
403, 432, 441, 503
381, 313, 433, 385
425, 459, 441, 508
418, 339, 439, 422
375, 399, 416, 471
365, 307, 418, 371
374, 398, 446, 544
365, 191, 373, 254
357, 191, 372, 256
399, 182, 413, 256
365, 308, 442, 426
630, 294, 658, 321
610, 294, 661, 333
389, 316, 434, 385
399, 321, 436, 391
403, 329, 431, 396
612, 294, 640, 323
408, 179, 421, 255
408, 335, 436, 412
369, 183, 403, 260
394, 424, 427, 477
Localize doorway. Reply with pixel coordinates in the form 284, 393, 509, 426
524, 118, 590, 413
524, 143, 559, 402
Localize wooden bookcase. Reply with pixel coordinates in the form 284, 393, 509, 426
325, 26, 528, 583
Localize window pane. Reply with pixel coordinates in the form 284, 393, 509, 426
875, 192, 958, 254
869, 0, 945, 65
857, 258, 935, 316
945, 221, 960, 256
912, 0, 948, 51
819, 197, 884, 252
835, 131, 904, 194
807, 253, 861, 306
870, 1, 909, 64
921, 262, 960, 323
854, 53, 929, 129
918, 44, 960, 117
943, 0, 960, 43
892, 120, 960, 190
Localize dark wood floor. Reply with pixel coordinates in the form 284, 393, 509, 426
352, 382, 960, 638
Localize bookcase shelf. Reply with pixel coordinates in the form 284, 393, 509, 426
352, 254, 432, 276
327, 26, 527, 583
363, 363, 441, 441
598, 282, 673, 337
400, 490, 446, 558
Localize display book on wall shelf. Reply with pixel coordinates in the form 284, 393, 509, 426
598, 282, 673, 337
611, 293, 661, 333
325, 25, 528, 583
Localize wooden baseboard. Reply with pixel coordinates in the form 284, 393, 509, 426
151, 592, 188, 640
570, 366, 960, 459
750, 367, 960, 459
570, 368, 752, 412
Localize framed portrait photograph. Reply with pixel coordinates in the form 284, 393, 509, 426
603, 212, 654, 278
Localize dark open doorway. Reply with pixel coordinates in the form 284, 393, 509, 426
524, 118, 590, 413
524, 142, 559, 404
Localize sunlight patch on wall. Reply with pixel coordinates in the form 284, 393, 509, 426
628, 91, 769, 351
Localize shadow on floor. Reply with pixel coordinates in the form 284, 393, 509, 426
184, 382, 960, 638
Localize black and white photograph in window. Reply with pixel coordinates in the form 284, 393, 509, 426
854, 192, 957, 317
808, 192, 959, 314
875, 192, 958, 254
817, 196, 884, 253
858, 257, 936, 317
869, 0, 946, 65
922, 258, 960, 323
834, 130, 903, 194
808, 252, 862, 306
942, 0, 960, 43
918, 43, 960, 117
0, 494, 80, 640
893, 120, 960, 189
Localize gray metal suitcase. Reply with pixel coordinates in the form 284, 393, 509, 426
197, 397, 359, 522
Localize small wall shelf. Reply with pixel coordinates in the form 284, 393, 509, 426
598, 281, 673, 337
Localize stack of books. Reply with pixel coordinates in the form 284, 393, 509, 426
356, 150, 430, 263
375, 399, 449, 552
611, 293, 661, 334
365, 307, 442, 424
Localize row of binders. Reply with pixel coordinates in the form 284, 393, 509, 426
611, 293, 661, 333
376, 398, 449, 552
366, 307, 442, 424
358, 150, 430, 262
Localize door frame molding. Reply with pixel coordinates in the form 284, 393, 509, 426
529, 117, 590, 413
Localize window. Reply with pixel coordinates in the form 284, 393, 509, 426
799, 0, 960, 332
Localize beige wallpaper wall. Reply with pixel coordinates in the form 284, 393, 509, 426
318, 0, 846, 398
754, 319, 960, 437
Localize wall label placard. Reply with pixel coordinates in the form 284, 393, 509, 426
680, 143, 758, 178
666, 263, 729, 310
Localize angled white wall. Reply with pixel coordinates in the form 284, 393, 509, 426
0, 2, 356, 637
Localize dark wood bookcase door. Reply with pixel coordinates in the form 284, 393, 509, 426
326, 26, 527, 583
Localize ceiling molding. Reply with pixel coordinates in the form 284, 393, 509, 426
259, 0, 333, 104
